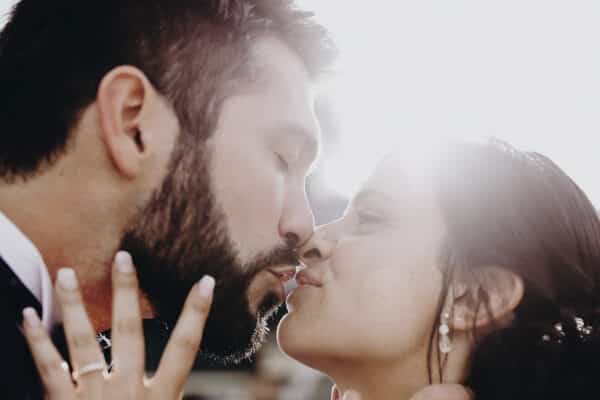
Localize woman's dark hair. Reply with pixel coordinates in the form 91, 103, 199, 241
428, 139, 600, 399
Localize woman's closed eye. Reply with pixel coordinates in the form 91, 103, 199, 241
355, 209, 384, 233
275, 152, 290, 172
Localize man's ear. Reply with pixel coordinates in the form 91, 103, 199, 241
451, 266, 524, 331
96, 66, 156, 179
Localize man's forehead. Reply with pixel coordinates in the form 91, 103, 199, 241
228, 36, 322, 162
247, 36, 312, 90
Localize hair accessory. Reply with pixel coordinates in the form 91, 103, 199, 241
554, 322, 565, 337
543, 316, 593, 343
439, 312, 452, 354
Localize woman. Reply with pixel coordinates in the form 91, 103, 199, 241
278, 140, 600, 399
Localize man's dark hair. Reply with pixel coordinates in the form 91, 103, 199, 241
0, 0, 336, 180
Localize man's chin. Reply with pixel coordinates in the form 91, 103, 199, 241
199, 315, 271, 365
202, 297, 283, 365
255, 291, 284, 319
189, 291, 279, 366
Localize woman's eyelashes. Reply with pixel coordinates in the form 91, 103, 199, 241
355, 208, 384, 233
275, 152, 290, 173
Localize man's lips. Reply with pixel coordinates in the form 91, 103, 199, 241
268, 266, 297, 282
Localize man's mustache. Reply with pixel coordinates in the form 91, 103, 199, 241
243, 244, 300, 278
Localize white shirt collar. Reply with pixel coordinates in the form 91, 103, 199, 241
0, 211, 58, 330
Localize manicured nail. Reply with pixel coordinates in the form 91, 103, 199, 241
115, 251, 134, 274
343, 391, 362, 400
197, 276, 215, 299
57, 268, 78, 290
23, 307, 40, 328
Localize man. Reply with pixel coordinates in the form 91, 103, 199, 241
0, 0, 335, 397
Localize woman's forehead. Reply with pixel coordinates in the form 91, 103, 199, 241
360, 154, 436, 199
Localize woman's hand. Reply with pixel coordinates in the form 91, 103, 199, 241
331, 384, 474, 400
22, 251, 215, 399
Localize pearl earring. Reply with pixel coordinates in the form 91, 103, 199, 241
438, 312, 452, 354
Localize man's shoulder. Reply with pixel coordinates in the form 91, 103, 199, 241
0, 255, 42, 316
0, 257, 31, 348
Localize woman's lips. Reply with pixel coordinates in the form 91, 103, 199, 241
268, 266, 297, 282
295, 269, 323, 288
285, 270, 322, 310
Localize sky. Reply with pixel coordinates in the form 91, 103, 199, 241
298, 0, 600, 201
1, 1, 599, 203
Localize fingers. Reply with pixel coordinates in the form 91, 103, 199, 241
153, 276, 215, 394
56, 268, 106, 394
22, 308, 74, 399
409, 384, 474, 400
331, 385, 341, 400
110, 252, 144, 382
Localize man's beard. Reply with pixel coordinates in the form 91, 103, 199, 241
119, 142, 299, 364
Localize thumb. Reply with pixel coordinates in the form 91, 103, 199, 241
410, 384, 474, 400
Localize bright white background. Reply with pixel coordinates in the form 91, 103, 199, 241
298, 0, 600, 201
2, 1, 599, 203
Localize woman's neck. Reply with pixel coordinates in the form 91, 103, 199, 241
324, 339, 471, 400
327, 357, 428, 400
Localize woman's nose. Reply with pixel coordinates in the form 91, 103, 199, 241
299, 225, 335, 266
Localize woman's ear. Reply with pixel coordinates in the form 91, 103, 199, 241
451, 266, 524, 331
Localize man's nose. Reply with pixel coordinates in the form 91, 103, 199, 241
279, 193, 315, 249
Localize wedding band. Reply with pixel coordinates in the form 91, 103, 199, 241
71, 362, 105, 380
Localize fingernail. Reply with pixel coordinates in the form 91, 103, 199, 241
115, 251, 134, 274
343, 391, 362, 400
23, 307, 40, 328
197, 276, 215, 299
57, 268, 78, 290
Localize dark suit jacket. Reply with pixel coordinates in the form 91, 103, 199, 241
0, 256, 45, 399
